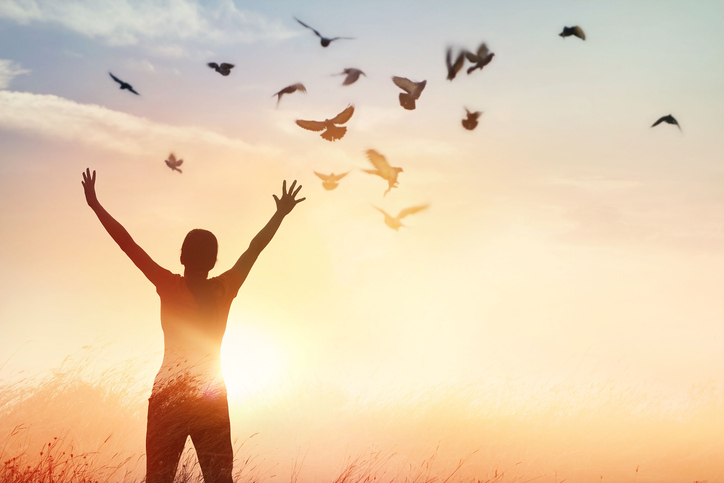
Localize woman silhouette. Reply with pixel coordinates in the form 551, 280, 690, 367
81, 169, 305, 483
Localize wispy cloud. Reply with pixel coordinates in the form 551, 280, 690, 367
123, 58, 156, 73
0, 90, 280, 156
0, 0, 296, 49
0, 59, 30, 89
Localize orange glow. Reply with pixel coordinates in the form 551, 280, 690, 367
221, 320, 286, 402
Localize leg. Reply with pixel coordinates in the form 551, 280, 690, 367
146, 396, 190, 483
190, 395, 234, 483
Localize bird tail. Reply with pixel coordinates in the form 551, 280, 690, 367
321, 125, 347, 142
399, 93, 416, 110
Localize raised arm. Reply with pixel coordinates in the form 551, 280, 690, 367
231, 180, 305, 282
82, 168, 163, 285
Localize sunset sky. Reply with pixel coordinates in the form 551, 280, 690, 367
2, 3, 724, 478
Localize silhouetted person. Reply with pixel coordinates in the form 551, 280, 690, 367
109, 72, 140, 95
207, 62, 234, 76
314, 171, 349, 190
294, 17, 354, 47
81, 169, 305, 483
363, 149, 403, 196
296, 104, 355, 141
392, 76, 426, 110
273, 83, 306, 107
336, 68, 366, 85
462, 108, 482, 130
651, 114, 681, 131
559, 26, 585, 40
165, 153, 183, 173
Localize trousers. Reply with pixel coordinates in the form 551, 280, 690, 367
146, 384, 234, 483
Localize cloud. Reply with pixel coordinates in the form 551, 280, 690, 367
123, 58, 156, 73
0, 59, 30, 89
0, 90, 280, 157
0, 0, 296, 48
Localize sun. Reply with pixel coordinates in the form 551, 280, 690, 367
220, 321, 286, 401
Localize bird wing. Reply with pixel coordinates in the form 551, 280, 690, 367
414, 80, 427, 96
128, 86, 140, 95
328, 37, 355, 41
365, 149, 393, 176
398, 204, 429, 219
342, 69, 362, 85
296, 119, 327, 132
277, 83, 305, 96
573, 26, 586, 40
109, 72, 123, 85
476, 43, 490, 58
220, 63, 234, 69
392, 76, 416, 94
329, 104, 354, 125
314, 171, 331, 181
651, 116, 666, 127
372, 205, 391, 218
275, 85, 294, 96
332, 171, 350, 181
176, 159, 183, 166
450, 51, 465, 78
464, 50, 479, 62
295, 18, 322, 38
167, 153, 176, 163
207, 62, 219, 69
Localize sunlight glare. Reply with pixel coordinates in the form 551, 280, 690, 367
221, 321, 285, 401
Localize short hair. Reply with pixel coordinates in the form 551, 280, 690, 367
180, 229, 218, 273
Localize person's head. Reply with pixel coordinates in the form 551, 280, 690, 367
180, 229, 218, 275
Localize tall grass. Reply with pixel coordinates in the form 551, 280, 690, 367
1, 350, 723, 482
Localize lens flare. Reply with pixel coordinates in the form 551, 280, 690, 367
221, 321, 285, 402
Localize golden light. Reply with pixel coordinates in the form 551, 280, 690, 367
221, 320, 286, 402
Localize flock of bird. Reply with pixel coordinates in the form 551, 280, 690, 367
107, 19, 682, 231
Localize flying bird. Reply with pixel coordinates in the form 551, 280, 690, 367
559, 26, 586, 40
446, 48, 466, 81
363, 149, 403, 196
651, 114, 681, 131
165, 153, 183, 173
314, 171, 349, 190
465, 43, 495, 74
462, 108, 482, 130
273, 83, 306, 106
373, 204, 429, 231
295, 17, 354, 47
109, 72, 139, 95
337, 68, 366, 85
296, 104, 355, 142
207, 62, 234, 76
392, 76, 427, 110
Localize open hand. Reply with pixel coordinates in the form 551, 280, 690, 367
82, 168, 99, 208
273, 180, 305, 216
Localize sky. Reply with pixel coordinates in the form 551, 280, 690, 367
1, 1, 724, 480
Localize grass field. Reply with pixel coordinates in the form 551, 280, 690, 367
2, 351, 722, 483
